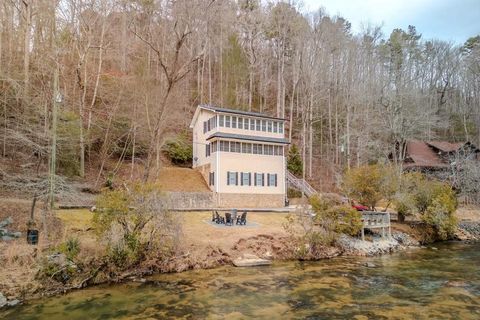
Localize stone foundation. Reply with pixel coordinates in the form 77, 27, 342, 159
215, 193, 285, 208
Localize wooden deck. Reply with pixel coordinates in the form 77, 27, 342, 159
361, 211, 391, 241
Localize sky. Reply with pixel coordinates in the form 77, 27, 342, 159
302, 0, 480, 44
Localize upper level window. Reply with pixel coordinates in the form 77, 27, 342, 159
261, 120, 267, 132
256, 119, 261, 131
267, 121, 272, 132
220, 141, 229, 151
219, 115, 224, 127
225, 116, 231, 127
230, 141, 241, 153
232, 116, 237, 128
249, 118, 255, 130
238, 117, 243, 129
242, 143, 252, 153
203, 121, 207, 133
273, 122, 278, 133
264, 145, 273, 155
279, 122, 284, 133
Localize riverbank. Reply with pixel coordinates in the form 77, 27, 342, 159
2, 241, 479, 319
0, 207, 479, 310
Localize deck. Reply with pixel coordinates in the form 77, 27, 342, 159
361, 211, 391, 240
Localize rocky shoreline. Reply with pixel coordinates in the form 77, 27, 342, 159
1, 223, 478, 311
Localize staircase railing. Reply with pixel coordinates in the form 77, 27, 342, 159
286, 171, 317, 197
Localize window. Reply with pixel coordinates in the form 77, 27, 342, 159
219, 115, 224, 127
229, 141, 239, 153
253, 144, 262, 155
256, 119, 261, 131
206, 144, 210, 157
203, 121, 207, 133
241, 172, 251, 186
279, 122, 284, 133
261, 120, 267, 132
274, 145, 283, 156
225, 116, 231, 127
267, 173, 277, 187
238, 117, 243, 129
209, 172, 215, 186
255, 173, 264, 186
273, 122, 278, 133
267, 121, 272, 132
242, 143, 252, 153
264, 145, 273, 155
249, 118, 255, 130
220, 141, 229, 152
232, 116, 237, 128
227, 171, 238, 186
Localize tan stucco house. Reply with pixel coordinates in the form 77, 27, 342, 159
190, 104, 289, 208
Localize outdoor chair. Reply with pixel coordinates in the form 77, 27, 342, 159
215, 211, 224, 224
236, 211, 247, 225
225, 212, 233, 226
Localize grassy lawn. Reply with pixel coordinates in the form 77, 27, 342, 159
55, 209, 290, 254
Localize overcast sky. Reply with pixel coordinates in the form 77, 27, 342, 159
302, 0, 480, 44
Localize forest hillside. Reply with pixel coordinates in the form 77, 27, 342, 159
1, 0, 479, 200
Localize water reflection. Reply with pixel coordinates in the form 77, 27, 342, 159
2, 242, 479, 319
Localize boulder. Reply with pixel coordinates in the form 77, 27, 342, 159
233, 254, 272, 267
0, 217, 13, 228
0, 293, 6, 308
7, 299, 20, 307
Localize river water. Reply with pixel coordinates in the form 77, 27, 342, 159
2, 242, 479, 319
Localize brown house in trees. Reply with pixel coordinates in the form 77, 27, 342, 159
402, 140, 480, 174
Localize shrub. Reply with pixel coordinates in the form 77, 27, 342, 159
287, 145, 303, 176
58, 237, 80, 261
94, 182, 181, 269
163, 133, 192, 166
287, 187, 302, 198
343, 164, 399, 210
422, 185, 458, 240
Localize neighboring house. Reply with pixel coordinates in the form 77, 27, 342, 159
402, 140, 480, 176
189, 104, 289, 208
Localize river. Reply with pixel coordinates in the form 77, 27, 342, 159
1, 242, 479, 319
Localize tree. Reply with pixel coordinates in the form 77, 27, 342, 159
287, 144, 303, 176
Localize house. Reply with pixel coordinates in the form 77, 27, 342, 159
189, 104, 289, 208
402, 140, 479, 174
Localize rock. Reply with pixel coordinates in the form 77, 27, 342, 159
6, 299, 20, 307
233, 255, 272, 267
364, 262, 377, 268
430, 247, 438, 250
0, 217, 13, 228
0, 293, 7, 308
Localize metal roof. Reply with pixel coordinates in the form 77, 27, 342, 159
206, 132, 290, 144
199, 104, 286, 121
404, 140, 449, 168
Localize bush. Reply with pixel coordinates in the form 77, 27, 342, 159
163, 133, 193, 165
58, 237, 80, 261
422, 184, 458, 240
287, 145, 303, 176
94, 183, 181, 269
287, 188, 302, 198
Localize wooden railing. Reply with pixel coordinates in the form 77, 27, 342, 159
286, 171, 317, 197
361, 211, 391, 240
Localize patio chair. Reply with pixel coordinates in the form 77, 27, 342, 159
225, 212, 233, 226
236, 211, 247, 225
215, 211, 224, 224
